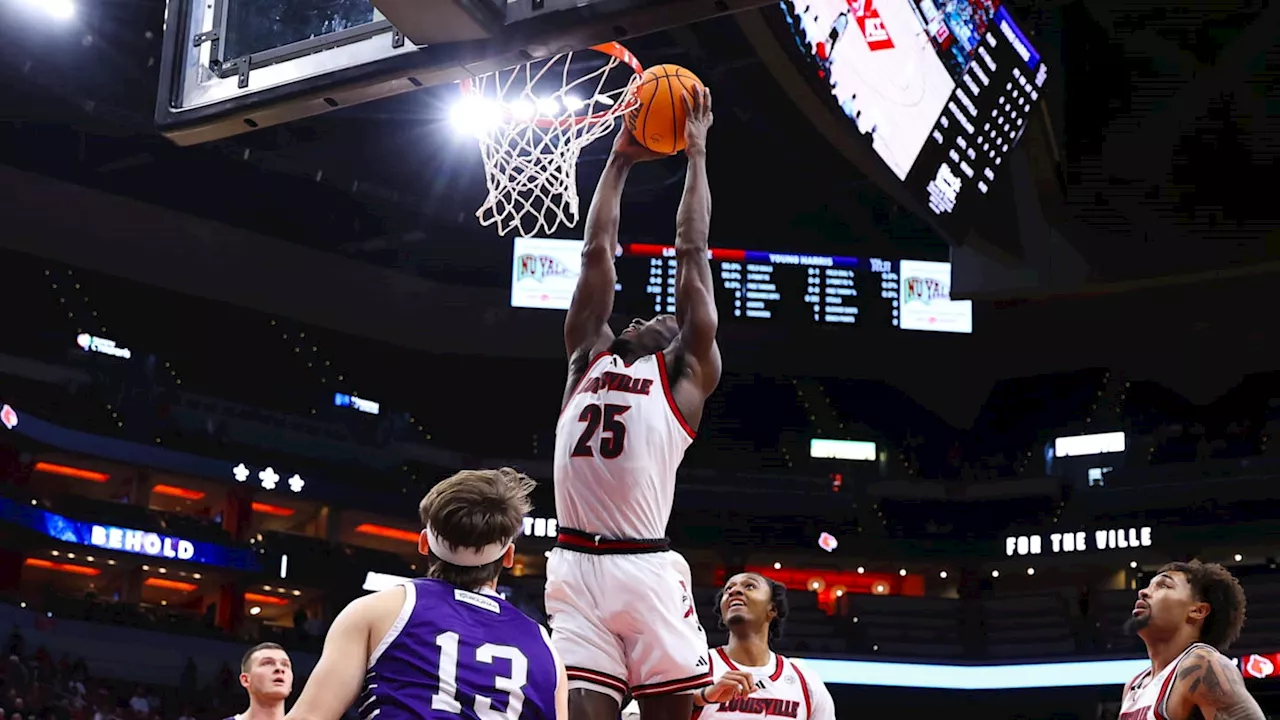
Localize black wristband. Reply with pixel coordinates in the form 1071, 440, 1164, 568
698, 687, 710, 703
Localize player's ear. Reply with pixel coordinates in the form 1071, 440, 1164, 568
417, 529, 431, 558
1188, 600, 1210, 623
239, 672, 250, 690
501, 543, 516, 569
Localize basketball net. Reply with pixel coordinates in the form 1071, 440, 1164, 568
460, 43, 643, 237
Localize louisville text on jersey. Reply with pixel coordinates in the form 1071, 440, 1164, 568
517, 254, 576, 282
717, 697, 802, 718
576, 371, 655, 396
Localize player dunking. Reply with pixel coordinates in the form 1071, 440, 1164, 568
230, 643, 294, 720
285, 468, 567, 720
547, 88, 722, 720
695, 573, 835, 720
1120, 560, 1262, 720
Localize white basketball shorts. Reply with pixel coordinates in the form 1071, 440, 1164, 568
545, 547, 711, 704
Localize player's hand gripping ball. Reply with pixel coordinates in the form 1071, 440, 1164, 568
624, 64, 705, 154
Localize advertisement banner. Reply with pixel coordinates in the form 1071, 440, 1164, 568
510, 237, 583, 310
898, 260, 973, 333
0, 496, 259, 571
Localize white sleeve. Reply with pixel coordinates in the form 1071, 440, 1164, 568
794, 661, 835, 720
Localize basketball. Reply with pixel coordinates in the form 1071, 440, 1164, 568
625, 64, 704, 154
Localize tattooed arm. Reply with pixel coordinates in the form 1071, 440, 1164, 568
1172, 648, 1264, 720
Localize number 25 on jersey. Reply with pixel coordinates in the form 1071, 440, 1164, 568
570, 403, 630, 459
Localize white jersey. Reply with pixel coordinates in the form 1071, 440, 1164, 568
695, 648, 835, 720
553, 351, 695, 539
1119, 642, 1215, 720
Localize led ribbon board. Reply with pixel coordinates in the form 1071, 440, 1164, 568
0, 496, 259, 570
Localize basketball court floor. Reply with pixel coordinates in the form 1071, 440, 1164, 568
787, 0, 954, 181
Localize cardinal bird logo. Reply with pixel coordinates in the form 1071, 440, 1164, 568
1245, 654, 1274, 679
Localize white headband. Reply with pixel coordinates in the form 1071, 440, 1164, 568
425, 525, 513, 567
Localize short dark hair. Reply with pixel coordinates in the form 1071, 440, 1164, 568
418, 467, 535, 591
240, 642, 285, 673
1158, 560, 1247, 651
713, 573, 790, 641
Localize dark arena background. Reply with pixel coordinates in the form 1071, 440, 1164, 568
0, 0, 1278, 717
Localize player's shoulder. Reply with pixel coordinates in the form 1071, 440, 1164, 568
352, 579, 413, 619
1182, 643, 1233, 671
1177, 640, 1228, 666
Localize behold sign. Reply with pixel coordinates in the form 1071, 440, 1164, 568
90, 524, 196, 560
1005, 527, 1153, 557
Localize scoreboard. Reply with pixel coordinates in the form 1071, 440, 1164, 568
510, 237, 973, 334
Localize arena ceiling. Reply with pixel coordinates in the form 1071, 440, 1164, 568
0, 0, 1275, 293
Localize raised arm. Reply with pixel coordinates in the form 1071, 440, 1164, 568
563, 154, 629, 359
564, 129, 667, 360
673, 87, 721, 396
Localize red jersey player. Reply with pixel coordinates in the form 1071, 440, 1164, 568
546, 88, 723, 720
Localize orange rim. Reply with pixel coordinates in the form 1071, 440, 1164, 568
459, 41, 643, 129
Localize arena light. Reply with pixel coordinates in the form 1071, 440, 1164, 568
1052, 431, 1125, 458
24, 558, 100, 576
244, 592, 289, 606
810, 438, 876, 461
355, 523, 419, 543
509, 99, 535, 121
34, 462, 109, 482
46, 0, 74, 19
144, 577, 198, 592
152, 484, 206, 500
252, 501, 295, 517
449, 96, 501, 137
14, 0, 74, 20
796, 656, 1149, 689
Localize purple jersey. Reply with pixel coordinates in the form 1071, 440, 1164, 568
361, 578, 559, 720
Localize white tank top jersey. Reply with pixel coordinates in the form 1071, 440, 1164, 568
1119, 642, 1217, 720
693, 648, 835, 720
553, 351, 695, 540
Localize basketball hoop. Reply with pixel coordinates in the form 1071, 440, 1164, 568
457, 42, 644, 237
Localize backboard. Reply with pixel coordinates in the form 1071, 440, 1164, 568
155, 0, 777, 145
